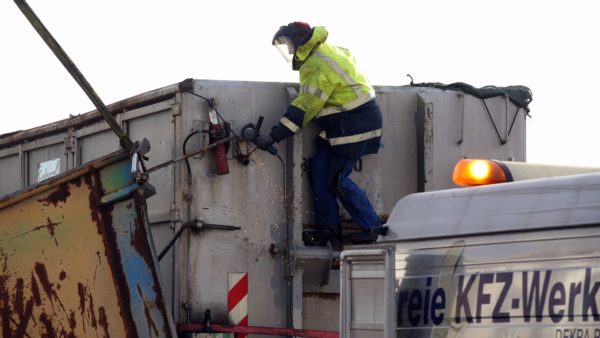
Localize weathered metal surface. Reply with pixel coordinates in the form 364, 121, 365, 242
0, 79, 528, 333
0, 81, 181, 149
418, 90, 527, 191
0, 150, 175, 337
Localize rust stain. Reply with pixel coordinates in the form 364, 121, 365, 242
87, 286, 97, 329
30, 273, 42, 306
44, 216, 61, 239
12, 217, 62, 246
98, 306, 110, 338
1, 285, 10, 338
69, 310, 76, 329
11, 278, 35, 338
1, 273, 35, 338
34, 262, 65, 312
130, 211, 154, 268
130, 195, 172, 337
77, 281, 108, 334
77, 283, 85, 325
85, 174, 102, 236
0, 158, 174, 337
65, 310, 77, 338
38, 183, 71, 207
137, 284, 159, 337
86, 170, 137, 337
76, 282, 97, 330
39, 313, 57, 338
14, 278, 24, 314
1, 266, 87, 337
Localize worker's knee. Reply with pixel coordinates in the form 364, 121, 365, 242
332, 166, 361, 198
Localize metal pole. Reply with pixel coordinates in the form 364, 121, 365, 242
13, 0, 134, 151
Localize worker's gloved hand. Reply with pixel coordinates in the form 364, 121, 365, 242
255, 133, 275, 151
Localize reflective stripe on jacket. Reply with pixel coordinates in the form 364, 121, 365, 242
270, 26, 382, 157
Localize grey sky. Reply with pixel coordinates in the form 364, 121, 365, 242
2, 0, 599, 166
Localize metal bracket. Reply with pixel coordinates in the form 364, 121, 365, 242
481, 96, 521, 145
293, 245, 338, 288
157, 219, 241, 261
457, 93, 464, 145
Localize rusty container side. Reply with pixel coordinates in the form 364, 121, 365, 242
0, 150, 175, 338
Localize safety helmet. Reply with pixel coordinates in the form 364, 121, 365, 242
272, 22, 312, 66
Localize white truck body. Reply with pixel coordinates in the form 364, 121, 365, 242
341, 172, 600, 337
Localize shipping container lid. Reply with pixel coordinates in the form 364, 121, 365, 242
380, 172, 600, 242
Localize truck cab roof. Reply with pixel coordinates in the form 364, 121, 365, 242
381, 172, 600, 242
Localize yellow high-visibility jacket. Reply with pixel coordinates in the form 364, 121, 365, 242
270, 26, 382, 157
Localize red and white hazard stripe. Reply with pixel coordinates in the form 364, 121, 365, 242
228, 272, 248, 338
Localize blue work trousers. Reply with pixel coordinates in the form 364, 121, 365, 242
309, 146, 380, 230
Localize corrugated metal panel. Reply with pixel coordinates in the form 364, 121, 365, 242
418, 91, 527, 191
27, 142, 65, 185
0, 82, 181, 150
0, 150, 176, 337
0, 153, 20, 196
127, 103, 175, 220
342, 89, 418, 218
76, 125, 119, 165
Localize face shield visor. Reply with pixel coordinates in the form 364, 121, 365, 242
273, 36, 295, 65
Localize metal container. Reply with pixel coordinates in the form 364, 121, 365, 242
0, 149, 175, 337
0, 79, 527, 333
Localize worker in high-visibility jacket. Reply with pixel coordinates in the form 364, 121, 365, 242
256, 22, 388, 245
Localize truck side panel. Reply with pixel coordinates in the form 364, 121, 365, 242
394, 227, 600, 337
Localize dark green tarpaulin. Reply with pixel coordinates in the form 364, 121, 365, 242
410, 81, 533, 110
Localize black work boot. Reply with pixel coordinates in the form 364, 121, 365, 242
303, 230, 328, 246
320, 225, 343, 245
345, 230, 378, 244
370, 225, 388, 236
303, 225, 343, 247
345, 225, 387, 244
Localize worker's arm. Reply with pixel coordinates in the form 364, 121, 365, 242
270, 61, 334, 142
270, 105, 306, 142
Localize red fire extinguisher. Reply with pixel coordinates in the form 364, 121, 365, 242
208, 108, 229, 175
